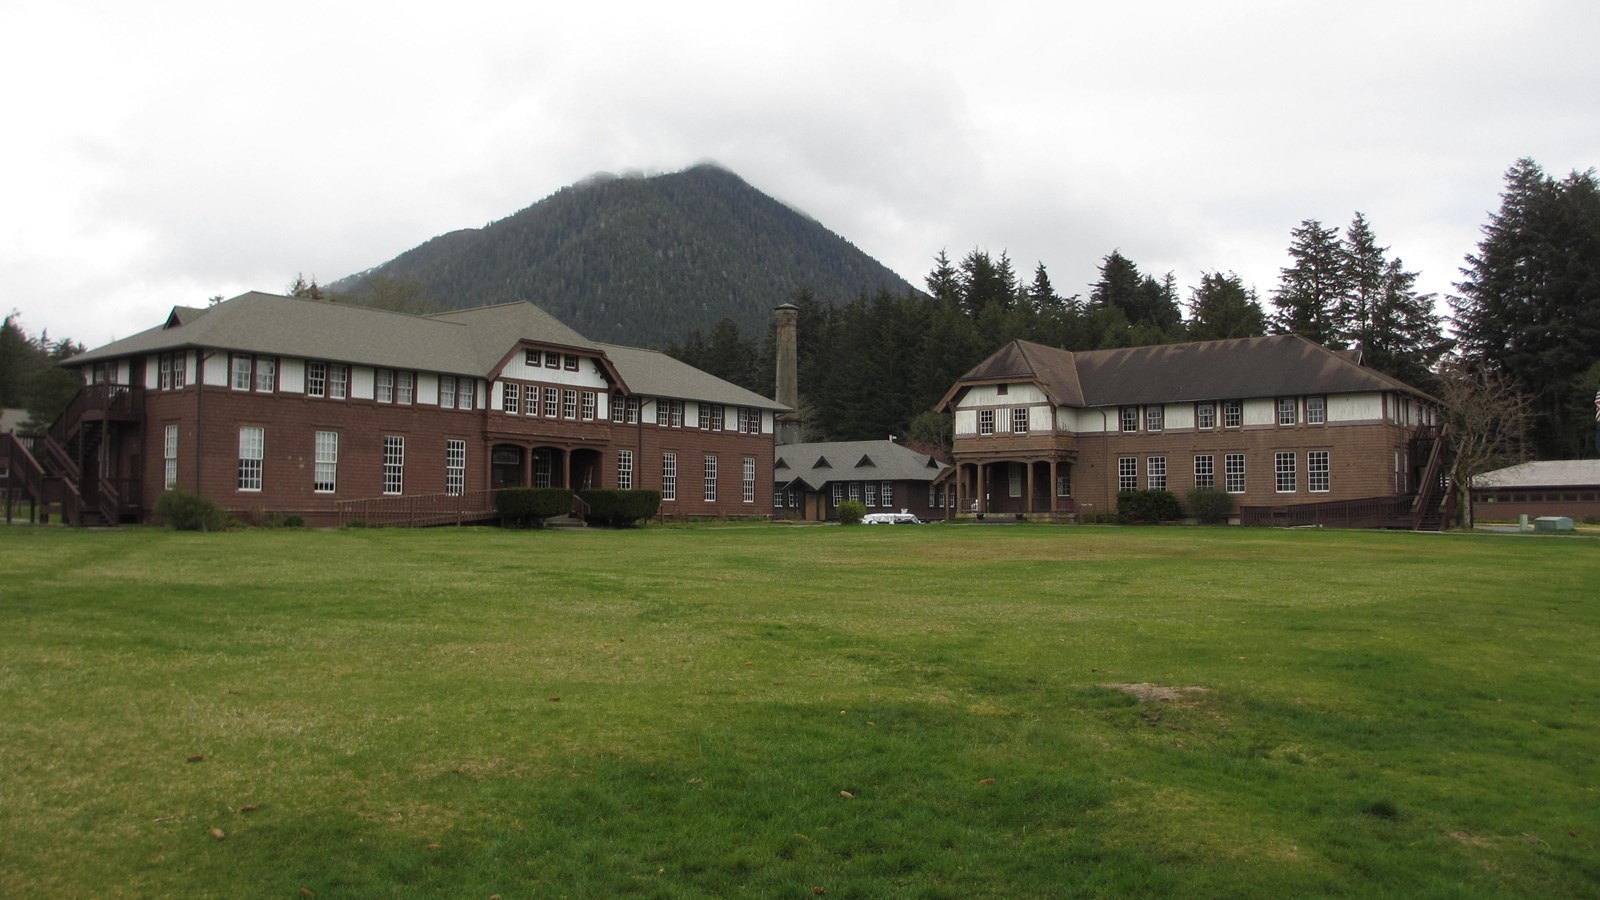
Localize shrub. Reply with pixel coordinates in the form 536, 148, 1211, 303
152, 490, 229, 532
282, 515, 306, 528
579, 489, 662, 527
1117, 489, 1183, 524
1185, 487, 1234, 524
837, 500, 867, 525
496, 488, 574, 528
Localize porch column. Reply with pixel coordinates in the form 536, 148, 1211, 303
1025, 462, 1035, 514
1049, 459, 1058, 513
560, 449, 571, 489
977, 464, 987, 515
522, 446, 533, 488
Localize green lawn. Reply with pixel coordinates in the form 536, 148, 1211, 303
2, 523, 1596, 898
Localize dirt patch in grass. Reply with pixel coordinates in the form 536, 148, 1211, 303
1105, 682, 1211, 702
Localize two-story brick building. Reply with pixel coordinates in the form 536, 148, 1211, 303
937, 335, 1448, 525
17, 291, 786, 525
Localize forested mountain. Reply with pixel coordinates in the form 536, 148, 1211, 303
328, 165, 915, 344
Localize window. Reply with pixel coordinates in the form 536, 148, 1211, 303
1275, 451, 1297, 492
329, 364, 348, 400
1008, 463, 1022, 497
670, 401, 684, 428
929, 484, 944, 508
446, 440, 466, 496
703, 455, 718, 502
545, 351, 560, 369
979, 409, 995, 435
1012, 407, 1029, 434
1057, 470, 1072, 497
163, 425, 178, 490
1277, 397, 1298, 426
832, 483, 844, 506
1146, 406, 1164, 432
314, 431, 338, 493
377, 369, 395, 403
534, 452, 551, 488
563, 354, 579, 371
1223, 400, 1242, 429
545, 387, 559, 418
1148, 456, 1167, 491
881, 481, 893, 507
1118, 456, 1137, 492
232, 356, 252, 390
659, 451, 678, 499
307, 361, 326, 398
1306, 396, 1326, 425
172, 353, 186, 388
848, 482, 861, 503
503, 382, 520, 414
865, 482, 878, 507
618, 449, 634, 490
581, 391, 596, 421
525, 349, 539, 367
1121, 406, 1140, 432
698, 404, 711, 430
613, 392, 627, 423
440, 376, 457, 408
1194, 454, 1215, 489
238, 426, 263, 491
738, 407, 755, 434
743, 457, 756, 503
562, 389, 577, 419
1196, 401, 1215, 430
709, 404, 724, 431
1308, 451, 1330, 492
159, 355, 172, 390
1225, 453, 1246, 493
656, 399, 670, 426
160, 353, 187, 390
457, 380, 474, 410
254, 358, 275, 393
627, 397, 641, 424
383, 436, 405, 495
397, 372, 413, 405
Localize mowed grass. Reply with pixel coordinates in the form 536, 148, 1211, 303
1, 523, 1596, 898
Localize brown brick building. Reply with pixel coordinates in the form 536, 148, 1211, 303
20, 292, 786, 525
938, 335, 1447, 525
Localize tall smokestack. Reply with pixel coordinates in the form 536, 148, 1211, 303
774, 303, 800, 445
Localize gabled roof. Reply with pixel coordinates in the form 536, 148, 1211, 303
774, 440, 948, 492
939, 334, 1430, 411
595, 343, 788, 411
1473, 460, 1600, 489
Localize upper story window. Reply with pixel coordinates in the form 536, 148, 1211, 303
525, 349, 538, 367
1012, 407, 1028, 434
1306, 395, 1326, 425
613, 391, 627, 423
396, 372, 413, 405
307, 361, 326, 397
440, 375, 457, 408
1120, 406, 1139, 432
503, 382, 520, 414
1277, 397, 1298, 426
581, 391, 596, 421
563, 354, 579, 372
1145, 406, 1164, 432
545, 351, 560, 369
1223, 400, 1242, 429
1195, 401, 1215, 430
159, 353, 187, 390
254, 358, 276, 393
996, 384, 1009, 395
627, 397, 641, 424
978, 409, 995, 435
376, 369, 394, 403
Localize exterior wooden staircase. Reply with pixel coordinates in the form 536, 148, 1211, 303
3, 384, 143, 526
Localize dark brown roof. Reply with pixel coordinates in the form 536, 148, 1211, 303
942, 334, 1428, 410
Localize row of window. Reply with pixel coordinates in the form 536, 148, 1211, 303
525, 349, 583, 372
173, 426, 469, 496
1117, 451, 1331, 494
977, 407, 1031, 436
503, 383, 598, 421
629, 452, 757, 503
1476, 491, 1599, 503
1121, 397, 1327, 433
828, 481, 899, 508
218, 355, 480, 410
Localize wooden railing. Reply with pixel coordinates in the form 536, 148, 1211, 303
1409, 424, 1454, 530
48, 384, 143, 447
1239, 495, 1413, 529
336, 489, 499, 528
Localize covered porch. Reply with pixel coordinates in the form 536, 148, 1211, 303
951, 453, 1078, 520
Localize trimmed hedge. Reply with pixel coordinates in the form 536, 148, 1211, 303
1185, 486, 1234, 524
1117, 489, 1183, 524
495, 488, 574, 528
837, 500, 867, 525
579, 489, 662, 527
152, 490, 229, 532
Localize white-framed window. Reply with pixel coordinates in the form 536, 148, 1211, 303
670, 401, 684, 428
627, 397, 641, 424
534, 451, 552, 488
581, 391, 596, 421
832, 483, 844, 506
1225, 453, 1246, 494
446, 439, 466, 496
1009, 463, 1022, 497
163, 424, 178, 490
742, 456, 756, 503
545, 387, 559, 418
698, 404, 711, 430
314, 431, 338, 493
881, 481, 893, 507
1012, 407, 1028, 434
254, 358, 275, 393
396, 372, 413, 405
618, 449, 634, 490
979, 409, 995, 435
865, 482, 878, 507
1306, 396, 1326, 425
710, 404, 724, 431
1120, 407, 1139, 432
613, 392, 627, 423
377, 369, 395, 403
503, 382, 520, 414
563, 354, 578, 372
231, 355, 253, 391
1146, 406, 1164, 432
663, 453, 678, 501
383, 435, 405, 495
238, 426, 264, 491
1308, 450, 1330, 493
159, 355, 173, 390
1277, 397, 1298, 426
545, 351, 560, 369
656, 398, 670, 426
440, 376, 457, 409
1194, 454, 1215, 489
1057, 470, 1072, 497
1223, 400, 1242, 429
329, 364, 348, 400
1196, 401, 1215, 430
848, 482, 860, 503
929, 484, 943, 507
1118, 456, 1137, 492
703, 454, 718, 502
307, 361, 326, 398
457, 380, 474, 410
562, 389, 577, 419
525, 349, 539, 367
1148, 456, 1167, 491
1275, 451, 1297, 492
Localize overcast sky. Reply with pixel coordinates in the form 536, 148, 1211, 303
4, 0, 1596, 349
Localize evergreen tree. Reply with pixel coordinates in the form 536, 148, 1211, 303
1187, 272, 1267, 340
1364, 258, 1448, 389
1340, 212, 1386, 348
925, 250, 961, 306
1272, 219, 1347, 346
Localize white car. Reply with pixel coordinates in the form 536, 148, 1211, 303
861, 511, 921, 525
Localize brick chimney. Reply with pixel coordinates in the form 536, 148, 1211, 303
774, 303, 801, 445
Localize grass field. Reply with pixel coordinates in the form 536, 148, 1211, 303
2, 522, 1596, 898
